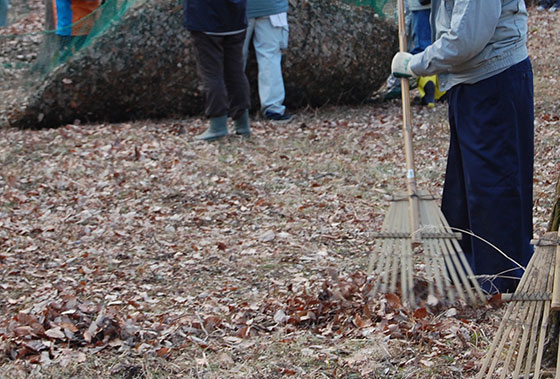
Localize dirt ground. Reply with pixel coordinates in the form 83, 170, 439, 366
1, 3, 559, 379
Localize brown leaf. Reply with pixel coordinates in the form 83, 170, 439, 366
413, 307, 427, 319
61, 322, 79, 333
6, 175, 17, 187
385, 293, 401, 309
237, 325, 250, 338
463, 359, 476, 371
156, 347, 170, 358
216, 352, 234, 368
204, 316, 221, 332
281, 368, 297, 376
353, 313, 365, 328
14, 326, 33, 337
488, 293, 504, 308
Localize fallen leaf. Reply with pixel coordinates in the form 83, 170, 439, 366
216, 352, 234, 368
259, 230, 275, 242
413, 307, 427, 319
45, 327, 66, 340
385, 293, 401, 309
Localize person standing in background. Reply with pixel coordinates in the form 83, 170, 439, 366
184, 0, 251, 141
52, 0, 101, 55
243, 0, 293, 123
408, 0, 431, 55
383, 0, 444, 106
537, 0, 560, 12
408, 0, 446, 107
0, 0, 9, 27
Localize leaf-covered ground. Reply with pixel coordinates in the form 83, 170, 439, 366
1, 4, 559, 379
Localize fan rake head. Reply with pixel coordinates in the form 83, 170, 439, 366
368, 192, 487, 308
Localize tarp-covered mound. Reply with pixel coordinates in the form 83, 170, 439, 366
8, 0, 397, 128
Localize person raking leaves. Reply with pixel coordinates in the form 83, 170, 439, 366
391, 0, 534, 294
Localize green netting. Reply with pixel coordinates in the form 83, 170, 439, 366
2, 0, 395, 71
342, 0, 397, 18
0, 0, 396, 86
341, 0, 391, 17
0, 0, 137, 125
38, 0, 134, 72
0, 0, 134, 77
1, 0, 397, 127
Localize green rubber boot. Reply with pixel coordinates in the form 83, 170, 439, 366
194, 116, 228, 141
234, 109, 251, 136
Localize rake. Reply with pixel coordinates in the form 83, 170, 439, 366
477, 192, 560, 378
367, 0, 486, 307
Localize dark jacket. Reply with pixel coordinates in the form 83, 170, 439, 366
183, 0, 247, 33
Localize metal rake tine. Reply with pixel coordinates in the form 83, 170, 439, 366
424, 229, 455, 303
518, 249, 548, 378
418, 199, 444, 301
435, 209, 480, 304
524, 242, 555, 377
369, 201, 399, 295
532, 246, 556, 379
387, 199, 405, 294
405, 200, 416, 306
513, 254, 548, 377
423, 238, 438, 300
512, 300, 544, 377
499, 302, 533, 378
515, 248, 553, 377
435, 207, 487, 304
368, 238, 387, 296
510, 251, 551, 377
435, 228, 467, 303
371, 238, 388, 292
394, 200, 406, 295
477, 243, 547, 378
369, 202, 396, 272
487, 282, 540, 377
423, 201, 460, 303
477, 301, 516, 378
377, 239, 395, 295
404, 237, 415, 306
532, 301, 551, 378
368, 204, 394, 276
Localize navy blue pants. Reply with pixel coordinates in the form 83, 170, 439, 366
442, 58, 534, 294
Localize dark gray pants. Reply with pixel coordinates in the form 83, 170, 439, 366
190, 31, 251, 120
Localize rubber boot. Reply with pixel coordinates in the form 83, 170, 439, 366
194, 116, 228, 141
234, 109, 251, 136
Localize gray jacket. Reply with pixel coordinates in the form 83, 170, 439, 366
409, 0, 528, 92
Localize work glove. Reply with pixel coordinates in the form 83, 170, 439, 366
391, 52, 417, 78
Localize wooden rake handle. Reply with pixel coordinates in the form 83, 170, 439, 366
396, 0, 420, 242
551, 228, 560, 310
